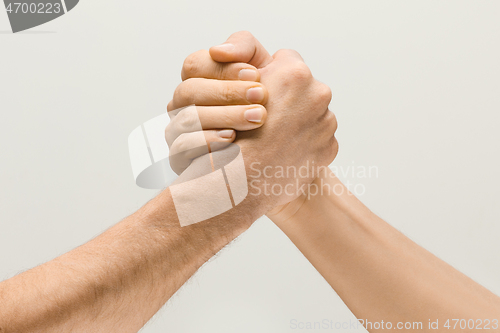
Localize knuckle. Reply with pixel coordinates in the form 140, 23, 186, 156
273, 49, 287, 58
214, 62, 227, 80
320, 136, 338, 165
175, 109, 198, 131
332, 117, 338, 133
167, 100, 174, 112
173, 80, 193, 105
233, 30, 254, 40
165, 108, 201, 147
220, 84, 243, 104
182, 50, 207, 79
288, 62, 312, 82
325, 111, 338, 133
331, 138, 339, 159
275, 48, 301, 59
317, 83, 333, 105
165, 122, 175, 145
171, 133, 189, 156
182, 54, 198, 79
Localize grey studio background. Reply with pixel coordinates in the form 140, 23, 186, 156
1, 1, 499, 332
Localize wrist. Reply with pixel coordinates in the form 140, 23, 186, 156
267, 183, 332, 228
267, 169, 363, 226
269, 171, 378, 239
148, 187, 260, 247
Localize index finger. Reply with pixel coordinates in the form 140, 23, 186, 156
181, 49, 261, 82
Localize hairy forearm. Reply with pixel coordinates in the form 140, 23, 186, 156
271, 171, 500, 332
0, 189, 256, 333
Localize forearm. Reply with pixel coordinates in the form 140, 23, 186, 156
0, 189, 256, 333
270, 171, 500, 331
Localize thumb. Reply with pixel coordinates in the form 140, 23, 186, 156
209, 31, 273, 69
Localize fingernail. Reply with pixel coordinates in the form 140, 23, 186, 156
244, 108, 263, 123
212, 43, 235, 52
217, 130, 234, 139
246, 87, 265, 103
239, 69, 258, 81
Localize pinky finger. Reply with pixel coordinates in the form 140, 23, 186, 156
169, 129, 235, 174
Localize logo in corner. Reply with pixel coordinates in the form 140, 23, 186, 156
3, 0, 79, 33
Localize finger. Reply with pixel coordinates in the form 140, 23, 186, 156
165, 105, 266, 146
169, 130, 235, 174
171, 78, 268, 110
197, 105, 266, 130
259, 49, 310, 79
167, 100, 175, 112
181, 49, 261, 81
209, 31, 273, 68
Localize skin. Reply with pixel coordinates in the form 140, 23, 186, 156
0, 192, 259, 333
167, 42, 337, 209
175, 31, 500, 332
270, 172, 500, 332
0, 32, 337, 332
